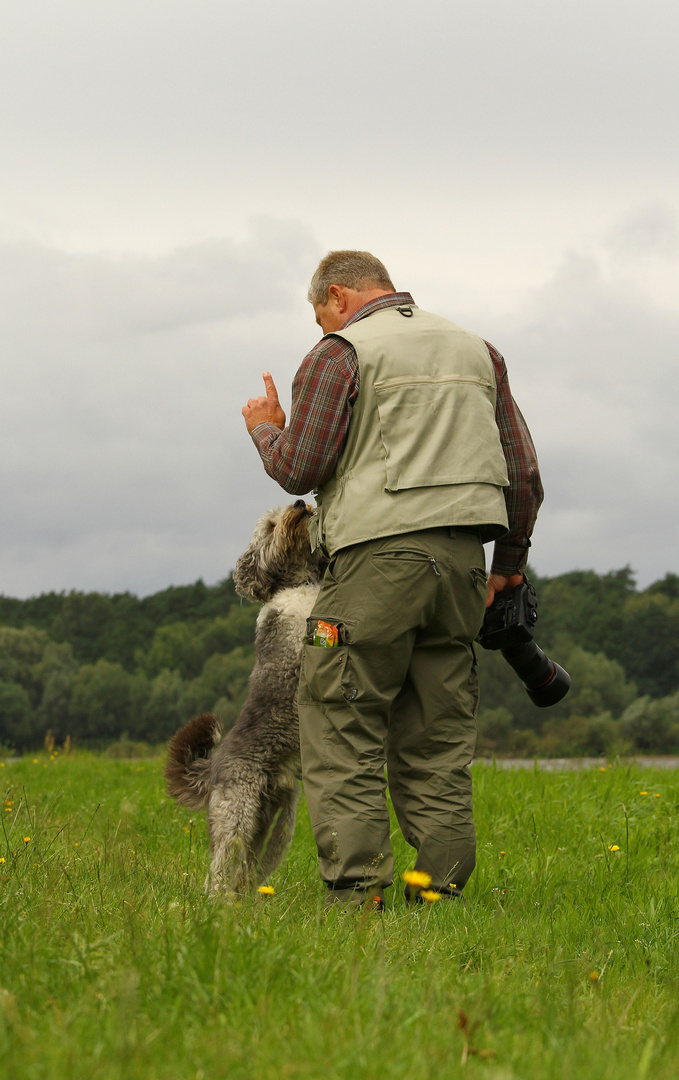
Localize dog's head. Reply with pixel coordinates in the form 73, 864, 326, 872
233, 500, 327, 603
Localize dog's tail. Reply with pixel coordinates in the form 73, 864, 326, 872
165, 712, 222, 809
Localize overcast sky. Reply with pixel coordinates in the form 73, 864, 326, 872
1, 0, 677, 598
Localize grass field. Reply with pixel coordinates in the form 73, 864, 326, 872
1, 751, 678, 1080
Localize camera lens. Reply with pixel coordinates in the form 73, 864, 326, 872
500, 642, 571, 708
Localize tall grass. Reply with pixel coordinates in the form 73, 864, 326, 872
1, 751, 677, 1079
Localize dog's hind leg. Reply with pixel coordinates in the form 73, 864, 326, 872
255, 785, 300, 885
207, 781, 264, 896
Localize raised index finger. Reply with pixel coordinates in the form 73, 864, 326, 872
262, 371, 279, 402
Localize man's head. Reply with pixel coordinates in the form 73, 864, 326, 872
308, 250, 395, 334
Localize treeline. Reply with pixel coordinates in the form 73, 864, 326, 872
477, 567, 679, 756
0, 580, 258, 751
1, 568, 678, 755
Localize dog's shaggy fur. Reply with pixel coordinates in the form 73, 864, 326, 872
165, 500, 326, 895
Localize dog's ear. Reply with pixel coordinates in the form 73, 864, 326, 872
234, 545, 274, 603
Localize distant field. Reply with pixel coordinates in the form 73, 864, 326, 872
1, 752, 678, 1079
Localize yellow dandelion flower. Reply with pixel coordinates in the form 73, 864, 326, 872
599, 767, 607, 772
32, 759, 38, 764
589, 970, 599, 982
0, 857, 5, 863
257, 885, 275, 895
74, 842, 79, 847
23, 836, 31, 843
654, 794, 661, 798
402, 870, 432, 888
499, 851, 506, 856
419, 889, 443, 902
640, 791, 648, 796
608, 844, 620, 852
4, 808, 11, 813
1, 762, 5, 767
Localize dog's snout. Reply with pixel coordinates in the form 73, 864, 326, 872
293, 499, 307, 511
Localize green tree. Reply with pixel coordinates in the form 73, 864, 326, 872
645, 572, 679, 600
198, 607, 259, 658
141, 669, 186, 742
0, 679, 35, 749
539, 711, 627, 757
0, 626, 50, 705
137, 622, 204, 681
51, 592, 114, 664
537, 567, 637, 659
32, 640, 78, 682
476, 706, 513, 754
199, 648, 254, 703
617, 592, 679, 697
554, 644, 637, 719
179, 677, 219, 720
68, 659, 134, 742
620, 692, 679, 751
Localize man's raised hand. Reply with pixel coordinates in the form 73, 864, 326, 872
242, 371, 287, 434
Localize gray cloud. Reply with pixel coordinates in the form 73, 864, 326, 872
0, 218, 318, 340
1, 220, 322, 597
605, 203, 679, 261
472, 247, 679, 585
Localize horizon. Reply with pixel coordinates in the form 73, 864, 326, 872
1, 559, 675, 605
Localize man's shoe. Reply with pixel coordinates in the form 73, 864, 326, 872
324, 888, 385, 911
405, 884, 465, 905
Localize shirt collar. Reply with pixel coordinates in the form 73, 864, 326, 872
340, 292, 416, 329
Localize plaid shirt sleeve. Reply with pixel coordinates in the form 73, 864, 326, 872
485, 341, 544, 576
249, 336, 359, 496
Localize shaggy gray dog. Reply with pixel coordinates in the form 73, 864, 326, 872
165, 500, 326, 895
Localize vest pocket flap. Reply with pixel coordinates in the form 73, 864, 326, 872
373, 376, 509, 491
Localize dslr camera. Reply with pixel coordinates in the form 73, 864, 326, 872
476, 578, 570, 707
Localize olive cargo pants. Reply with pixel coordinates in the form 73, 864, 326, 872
298, 526, 487, 904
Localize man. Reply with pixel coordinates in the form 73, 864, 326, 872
242, 250, 543, 908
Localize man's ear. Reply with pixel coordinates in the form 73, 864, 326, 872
327, 284, 346, 312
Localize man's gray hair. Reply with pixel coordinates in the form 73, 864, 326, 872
307, 251, 395, 305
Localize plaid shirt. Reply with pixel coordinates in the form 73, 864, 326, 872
251, 292, 543, 575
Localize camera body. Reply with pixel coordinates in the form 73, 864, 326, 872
477, 579, 571, 708
476, 578, 539, 651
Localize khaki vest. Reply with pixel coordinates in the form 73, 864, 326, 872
309, 305, 509, 556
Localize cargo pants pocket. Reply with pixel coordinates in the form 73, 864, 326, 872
299, 643, 350, 704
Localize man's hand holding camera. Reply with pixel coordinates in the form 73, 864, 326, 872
486, 572, 524, 609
